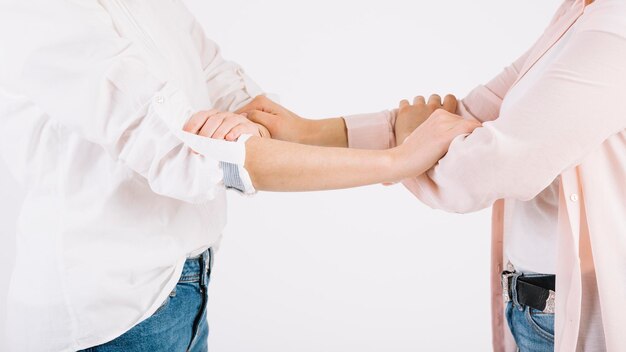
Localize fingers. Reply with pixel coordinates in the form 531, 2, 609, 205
428, 94, 442, 106
413, 96, 426, 105
256, 123, 271, 138
198, 112, 228, 137
225, 122, 271, 141
211, 114, 247, 140
183, 109, 218, 134
184, 109, 273, 151
399, 99, 410, 109
402, 94, 453, 109
442, 94, 458, 113
225, 123, 260, 141
402, 94, 454, 108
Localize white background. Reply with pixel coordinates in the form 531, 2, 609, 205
0, 0, 561, 351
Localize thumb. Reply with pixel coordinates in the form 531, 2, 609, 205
452, 119, 481, 136
463, 119, 482, 132
247, 110, 276, 128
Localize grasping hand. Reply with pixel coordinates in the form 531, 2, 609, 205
393, 108, 481, 178
182, 110, 270, 142
395, 94, 458, 146
236, 95, 313, 144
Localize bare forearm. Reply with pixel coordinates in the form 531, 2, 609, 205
300, 118, 348, 148
244, 136, 404, 192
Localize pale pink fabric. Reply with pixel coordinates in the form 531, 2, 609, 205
344, 0, 626, 350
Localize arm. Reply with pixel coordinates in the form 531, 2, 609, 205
184, 103, 480, 192
235, 0, 570, 148
455, 47, 532, 123
403, 21, 626, 213
243, 137, 395, 191
243, 110, 480, 192
235, 96, 350, 147
341, 47, 533, 150
235, 46, 532, 150
15, 2, 258, 202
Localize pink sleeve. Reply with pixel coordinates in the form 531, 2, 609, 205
342, 0, 568, 151
343, 110, 398, 150
457, 47, 531, 123
343, 46, 530, 150
455, 0, 573, 122
403, 23, 626, 213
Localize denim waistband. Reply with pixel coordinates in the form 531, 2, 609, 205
180, 248, 212, 285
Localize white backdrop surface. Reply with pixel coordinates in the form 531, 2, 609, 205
0, 1, 560, 351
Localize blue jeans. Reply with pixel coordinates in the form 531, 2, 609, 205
81, 249, 213, 352
505, 273, 555, 352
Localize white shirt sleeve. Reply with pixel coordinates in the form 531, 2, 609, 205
16, 2, 257, 202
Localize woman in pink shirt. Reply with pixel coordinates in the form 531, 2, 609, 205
199, 0, 626, 350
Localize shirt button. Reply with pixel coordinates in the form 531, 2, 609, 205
570, 194, 579, 202
155, 96, 165, 104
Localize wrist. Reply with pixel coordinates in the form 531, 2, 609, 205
298, 118, 323, 145
387, 142, 433, 182
299, 118, 348, 147
385, 146, 409, 183
395, 131, 408, 146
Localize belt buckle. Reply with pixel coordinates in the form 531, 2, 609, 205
501, 271, 515, 303
543, 290, 556, 314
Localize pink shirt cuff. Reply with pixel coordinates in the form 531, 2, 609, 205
343, 110, 397, 150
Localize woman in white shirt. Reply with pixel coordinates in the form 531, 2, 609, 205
0, 1, 475, 351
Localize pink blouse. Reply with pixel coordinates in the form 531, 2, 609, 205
344, 0, 626, 350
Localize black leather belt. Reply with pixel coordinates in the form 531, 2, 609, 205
502, 272, 556, 314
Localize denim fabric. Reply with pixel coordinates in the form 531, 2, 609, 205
81, 249, 213, 352
505, 272, 555, 352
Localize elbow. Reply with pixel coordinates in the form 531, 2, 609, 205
435, 197, 491, 214
402, 177, 495, 215
425, 188, 493, 214
424, 180, 547, 214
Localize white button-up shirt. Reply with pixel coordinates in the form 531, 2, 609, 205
0, 1, 261, 351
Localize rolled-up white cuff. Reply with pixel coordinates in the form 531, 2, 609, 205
220, 134, 256, 195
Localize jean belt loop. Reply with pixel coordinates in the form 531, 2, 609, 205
510, 274, 524, 311
197, 251, 206, 287
208, 248, 213, 276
